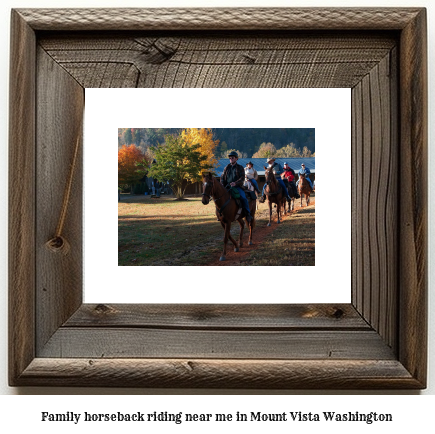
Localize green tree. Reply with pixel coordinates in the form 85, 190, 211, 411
147, 135, 211, 199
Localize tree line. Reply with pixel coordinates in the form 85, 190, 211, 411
118, 128, 315, 157
118, 128, 315, 199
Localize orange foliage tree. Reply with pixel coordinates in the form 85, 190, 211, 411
118, 144, 150, 188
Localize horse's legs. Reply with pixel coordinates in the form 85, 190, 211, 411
277, 199, 281, 224
245, 218, 253, 245
237, 218, 244, 249
220, 222, 228, 261
247, 202, 255, 245
248, 220, 253, 245
267, 200, 272, 226
220, 221, 238, 252
220, 222, 233, 261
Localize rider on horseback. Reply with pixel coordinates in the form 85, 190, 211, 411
258, 157, 293, 204
221, 151, 253, 223
296, 163, 314, 191
282, 162, 300, 199
244, 161, 260, 194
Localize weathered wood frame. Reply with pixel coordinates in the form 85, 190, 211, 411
9, 8, 427, 388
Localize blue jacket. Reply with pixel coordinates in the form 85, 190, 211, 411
298, 167, 311, 176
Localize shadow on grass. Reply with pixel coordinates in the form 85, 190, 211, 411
119, 215, 214, 221
119, 195, 199, 204
118, 198, 314, 266
119, 216, 248, 266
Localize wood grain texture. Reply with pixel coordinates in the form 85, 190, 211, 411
39, 329, 395, 360
398, 9, 428, 385
17, 358, 420, 389
8, 10, 36, 386
16, 8, 422, 31
65, 304, 369, 329
38, 33, 396, 89
351, 51, 398, 352
35, 48, 84, 353
8, 8, 427, 389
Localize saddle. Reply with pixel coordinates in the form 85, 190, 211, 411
234, 190, 256, 222
244, 190, 257, 201
234, 191, 255, 210
219, 186, 255, 222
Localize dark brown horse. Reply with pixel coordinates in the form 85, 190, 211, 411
298, 173, 311, 207
280, 176, 296, 214
263, 166, 285, 226
202, 173, 256, 261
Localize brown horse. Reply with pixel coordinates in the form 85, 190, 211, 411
263, 166, 285, 226
202, 173, 256, 261
298, 173, 311, 207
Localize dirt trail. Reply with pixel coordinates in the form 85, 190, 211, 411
205, 197, 315, 266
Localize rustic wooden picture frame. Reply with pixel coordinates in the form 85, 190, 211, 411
9, 8, 427, 389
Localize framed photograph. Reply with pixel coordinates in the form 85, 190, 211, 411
9, 8, 427, 388
86, 88, 349, 303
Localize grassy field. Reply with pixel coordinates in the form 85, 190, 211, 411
118, 194, 315, 266
241, 206, 315, 266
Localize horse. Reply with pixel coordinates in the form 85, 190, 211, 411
280, 176, 296, 214
298, 173, 311, 207
202, 173, 256, 261
263, 166, 285, 226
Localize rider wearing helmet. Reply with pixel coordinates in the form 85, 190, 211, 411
259, 157, 293, 204
221, 151, 252, 222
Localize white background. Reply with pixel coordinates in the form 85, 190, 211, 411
85, 88, 351, 304
0, 0, 434, 421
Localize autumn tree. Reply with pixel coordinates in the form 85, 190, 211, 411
252, 142, 277, 159
301, 146, 313, 158
118, 144, 150, 191
218, 148, 248, 159
275, 143, 302, 158
180, 128, 219, 174
147, 135, 211, 200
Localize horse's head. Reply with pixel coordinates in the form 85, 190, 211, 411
264, 166, 276, 186
201, 173, 214, 205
